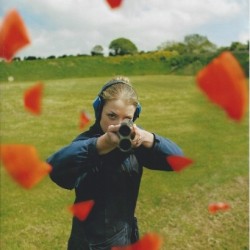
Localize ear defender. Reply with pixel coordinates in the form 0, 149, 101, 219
92, 79, 142, 121
133, 103, 141, 121
92, 95, 103, 120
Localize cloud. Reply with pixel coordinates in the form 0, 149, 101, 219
0, 0, 248, 58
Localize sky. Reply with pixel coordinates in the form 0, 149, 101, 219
0, 0, 249, 58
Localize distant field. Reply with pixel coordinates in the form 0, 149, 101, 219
0, 75, 248, 250
0, 51, 248, 82
0, 55, 199, 82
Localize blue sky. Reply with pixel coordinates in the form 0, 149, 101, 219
1, 0, 249, 58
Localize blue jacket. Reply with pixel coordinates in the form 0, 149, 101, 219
47, 123, 183, 247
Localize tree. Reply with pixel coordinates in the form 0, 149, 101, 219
109, 38, 138, 56
24, 56, 37, 60
91, 45, 104, 56
47, 55, 56, 59
184, 34, 217, 54
157, 41, 186, 54
229, 41, 248, 51
157, 34, 217, 54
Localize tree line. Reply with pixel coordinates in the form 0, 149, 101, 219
92, 34, 248, 56
16, 33, 249, 61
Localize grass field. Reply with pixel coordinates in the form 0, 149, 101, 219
0, 55, 198, 82
0, 51, 248, 82
0, 75, 249, 250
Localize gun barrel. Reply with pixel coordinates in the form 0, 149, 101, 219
119, 123, 131, 137
118, 119, 133, 152
118, 138, 132, 152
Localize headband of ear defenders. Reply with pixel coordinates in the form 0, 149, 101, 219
92, 79, 142, 121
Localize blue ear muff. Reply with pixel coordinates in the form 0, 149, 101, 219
92, 95, 102, 120
133, 103, 141, 121
92, 80, 142, 121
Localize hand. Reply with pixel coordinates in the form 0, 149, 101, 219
131, 124, 143, 148
96, 124, 120, 155
105, 124, 120, 146
131, 125, 154, 149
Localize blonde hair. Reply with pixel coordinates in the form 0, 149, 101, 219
101, 76, 139, 107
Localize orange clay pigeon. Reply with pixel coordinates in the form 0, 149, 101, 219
69, 200, 95, 221
0, 9, 31, 62
166, 155, 193, 172
208, 202, 230, 214
106, 0, 123, 9
0, 144, 51, 189
196, 51, 248, 122
112, 233, 163, 250
79, 110, 91, 129
24, 82, 44, 115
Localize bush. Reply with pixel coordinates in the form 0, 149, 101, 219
24, 56, 37, 60
47, 55, 56, 60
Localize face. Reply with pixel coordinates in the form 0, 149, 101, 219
100, 99, 136, 132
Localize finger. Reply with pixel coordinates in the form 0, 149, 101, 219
132, 123, 137, 131
132, 127, 141, 141
107, 124, 119, 132
131, 134, 142, 148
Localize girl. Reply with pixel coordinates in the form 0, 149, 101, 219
47, 76, 183, 250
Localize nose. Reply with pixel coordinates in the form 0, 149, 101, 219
117, 118, 124, 125
115, 117, 128, 125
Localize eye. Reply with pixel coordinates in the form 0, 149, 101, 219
107, 113, 117, 120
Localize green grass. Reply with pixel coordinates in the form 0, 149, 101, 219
0, 75, 249, 249
0, 54, 205, 82
0, 51, 248, 82
0, 56, 172, 82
